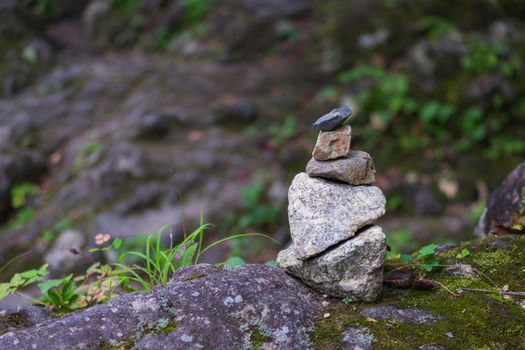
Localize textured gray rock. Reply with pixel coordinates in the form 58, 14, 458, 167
288, 173, 386, 260
312, 125, 351, 161
361, 305, 445, 324
312, 105, 352, 131
306, 150, 376, 185
476, 160, 525, 236
0, 264, 323, 350
0, 305, 51, 335
445, 263, 479, 279
277, 225, 386, 300
341, 326, 374, 350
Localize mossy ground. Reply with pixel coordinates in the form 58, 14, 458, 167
312, 236, 525, 349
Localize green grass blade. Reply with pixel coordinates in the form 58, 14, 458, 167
200, 233, 278, 257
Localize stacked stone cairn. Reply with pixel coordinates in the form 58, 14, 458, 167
277, 106, 387, 302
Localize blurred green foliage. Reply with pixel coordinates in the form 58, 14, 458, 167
338, 54, 525, 160
109, 0, 212, 50
11, 183, 39, 209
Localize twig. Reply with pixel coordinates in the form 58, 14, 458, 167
458, 287, 525, 297
471, 267, 498, 289
434, 280, 461, 297
0, 250, 32, 274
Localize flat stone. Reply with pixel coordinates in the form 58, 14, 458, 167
445, 263, 479, 279
277, 225, 386, 301
312, 105, 352, 131
288, 173, 386, 260
341, 326, 374, 350
306, 150, 376, 185
361, 305, 445, 324
312, 125, 351, 161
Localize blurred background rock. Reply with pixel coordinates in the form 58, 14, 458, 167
1, 0, 524, 291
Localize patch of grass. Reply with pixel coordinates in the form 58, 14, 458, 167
0, 215, 275, 312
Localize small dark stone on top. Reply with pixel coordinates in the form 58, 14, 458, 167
312, 105, 352, 131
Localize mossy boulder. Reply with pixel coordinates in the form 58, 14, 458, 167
313, 235, 525, 349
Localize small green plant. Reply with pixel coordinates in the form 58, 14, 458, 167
456, 248, 471, 259
415, 244, 439, 272
391, 243, 440, 273
0, 264, 48, 300
114, 221, 273, 290
0, 218, 276, 312
341, 297, 353, 305
39, 275, 79, 313
11, 182, 40, 209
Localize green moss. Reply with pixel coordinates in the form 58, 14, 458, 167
0, 313, 33, 335
99, 337, 135, 350
313, 236, 525, 349
475, 250, 514, 272
250, 328, 272, 349
182, 272, 206, 281
154, 318, 177, 334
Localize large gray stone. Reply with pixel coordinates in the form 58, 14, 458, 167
475, 160, 525, 236
306, 150, 376, 185
288, 173, 386, 260
0, 264, 323, 350
277, 225, 386, 301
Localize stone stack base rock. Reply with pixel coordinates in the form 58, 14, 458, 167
277, 115, 387, 302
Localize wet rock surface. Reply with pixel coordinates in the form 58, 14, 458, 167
0, 264, 324, 349
0, 51, 317, 276
288, 173, 386, 260
277, 225, 386, 301
306, 150, 376, 185
360, 305, 445, 325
